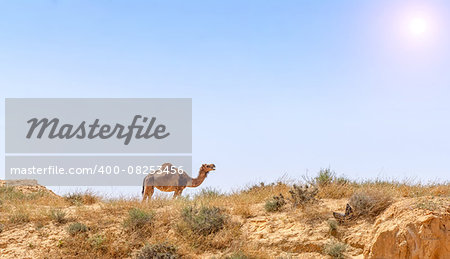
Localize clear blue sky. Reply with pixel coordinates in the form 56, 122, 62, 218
1, 1, 449, 196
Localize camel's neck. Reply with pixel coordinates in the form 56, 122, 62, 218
189, 169, 208, 187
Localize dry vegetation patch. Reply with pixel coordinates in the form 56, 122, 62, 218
180, 205, 227, 236
123, 208, 154, 232
68, 222, 89, 235
134, 242, 180, 259
65, 191, 100, 206
49, 209, 67, 224
323, 240, 347, 259
349, 188, 393, 218
264, 194, 286, 212
0, 176, 448, 259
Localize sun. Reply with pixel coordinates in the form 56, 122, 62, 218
409, 17, 427, 36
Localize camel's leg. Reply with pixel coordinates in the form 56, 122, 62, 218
142, 186, 154, 202
173, 188, 183, 199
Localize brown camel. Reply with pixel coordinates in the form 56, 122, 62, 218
142, 163, 216, 201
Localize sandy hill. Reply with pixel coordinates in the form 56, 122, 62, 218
0, 178, 448, 258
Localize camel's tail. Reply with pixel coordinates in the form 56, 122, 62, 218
142, 177, 145, 195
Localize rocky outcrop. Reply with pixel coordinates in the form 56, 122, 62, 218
364, 197, 449, 259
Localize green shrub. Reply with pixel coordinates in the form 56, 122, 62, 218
134, 242, 180, 259
315, 168, 335, 186
264, 194, 286, 212
323, 240, 346, 259
67, 222, 88, 235
50, 209, 67, 224
123, 208, 154, 231
89, 234, 106, 250
181, 205, 226, 235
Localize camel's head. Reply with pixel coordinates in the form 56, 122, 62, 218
201, 164, 216, 174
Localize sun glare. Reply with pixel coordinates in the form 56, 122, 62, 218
409, 17, 427, 36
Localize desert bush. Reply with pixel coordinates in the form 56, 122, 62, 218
134, 242, 180, 259
9, 210, 30, 223
232, 181, 290, 206
349, 189, 392, 218
289, 184, 318, 207
50, 209, 67, 224
68, 222, 88, 235
264, 194, 286, 212
65, 193, 84, 205
323, 240, 346, 259
82, 193, 99, 205
196, 187, 222, 198
123, 208, 154, 231
65, 192, 99, 205
315, 168, 335, 186
225, 251, 255, 259
335, 176, 350, 185
328, 220, 338, 236
416, 199, 439, 211
299, 206, 330, 225
0, 186, 24, 200
244, 182, 268, 193
88, 234, 106, 250
181, 205, 226, 236
0, 186, 46, 201
311, 169, 355, 199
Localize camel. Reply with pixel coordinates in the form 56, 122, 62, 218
142, 163, 216, 201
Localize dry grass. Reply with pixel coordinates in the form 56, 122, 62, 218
68, 222, 89, 235
65, 191, 100, 206
9, 209, 30, 224
50, 209, 67, 224
349, 188, 393, 218
180, 205, 226, 235
134, 242, 180, 259
317, 179, 449, 200
232, 203, 255, 218
0, 175, 448, 258
297, 205, 331, 225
